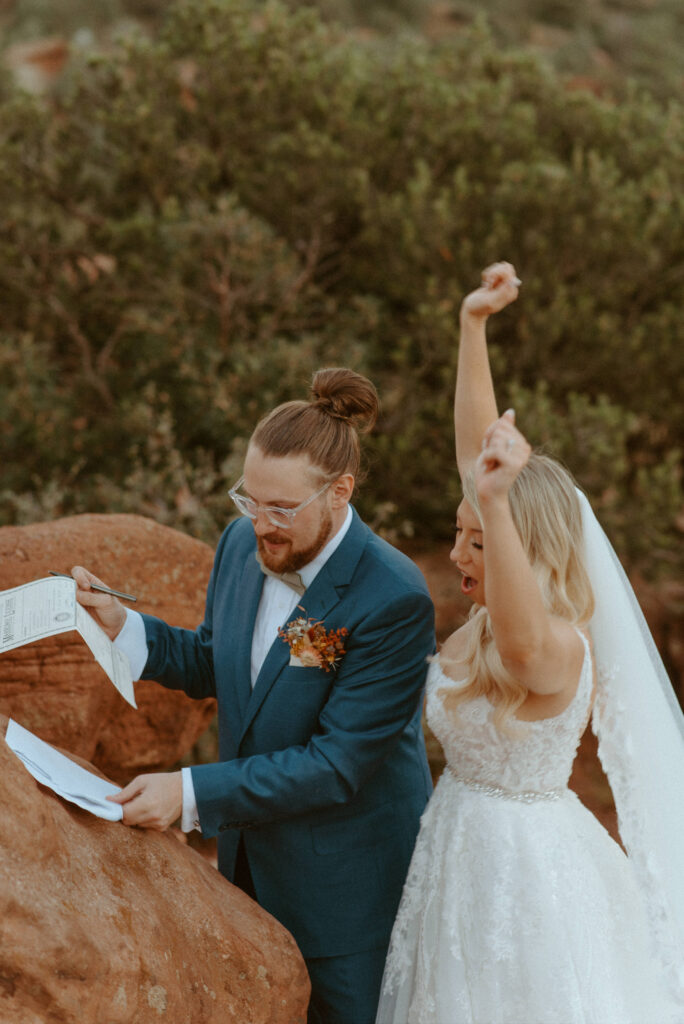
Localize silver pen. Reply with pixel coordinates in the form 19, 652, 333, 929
48, 570, 137, 603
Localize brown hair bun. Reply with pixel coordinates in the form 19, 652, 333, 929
250, 366, 379, 480
310, 368, 378, 434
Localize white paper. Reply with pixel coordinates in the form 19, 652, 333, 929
0, 575, 76, 649
75, 600, 135, 705
0, 577, 136, 707
5, 719, 123, 821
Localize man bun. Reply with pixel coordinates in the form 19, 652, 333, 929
250, 366, 379, 481
310, 368, 378, 434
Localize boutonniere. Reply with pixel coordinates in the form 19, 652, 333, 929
278, 615, 349, 673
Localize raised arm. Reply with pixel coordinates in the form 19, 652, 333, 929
455, 262, 520, 478
474, 416, 585, 698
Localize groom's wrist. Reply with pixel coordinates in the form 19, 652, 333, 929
180, 766, 201, 832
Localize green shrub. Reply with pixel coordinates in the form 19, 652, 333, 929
0, 0, 681, 582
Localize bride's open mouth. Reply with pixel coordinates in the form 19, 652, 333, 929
461, 574, 478, 596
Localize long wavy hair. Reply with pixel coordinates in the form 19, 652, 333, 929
442, 452, 595, 730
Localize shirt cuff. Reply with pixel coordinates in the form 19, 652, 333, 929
114, 608, 148, 681
181, 767, 202, 833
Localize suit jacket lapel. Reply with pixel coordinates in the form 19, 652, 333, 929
238, 509, 369, 745
232, 553, 265, 722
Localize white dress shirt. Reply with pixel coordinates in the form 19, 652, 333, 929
115, 505, 353, 832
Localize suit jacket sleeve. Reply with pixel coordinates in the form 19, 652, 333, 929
191, 585, 435, 838
139, 520, 243, 700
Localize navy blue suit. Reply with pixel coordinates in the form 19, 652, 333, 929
141, 508, 435, 1022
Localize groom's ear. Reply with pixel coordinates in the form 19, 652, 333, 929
330, 474, 355, 508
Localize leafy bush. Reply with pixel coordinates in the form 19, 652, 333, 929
0, 0, 681, 582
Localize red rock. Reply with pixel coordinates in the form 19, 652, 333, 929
629, 574, 684, 707
0, 515, 217, 783
411, 543, 471, 643
5, 37, 70, 93
0, 712, 310, 1023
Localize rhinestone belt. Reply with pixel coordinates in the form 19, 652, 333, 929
445, 765, 565, 804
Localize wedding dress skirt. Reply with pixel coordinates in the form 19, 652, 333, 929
376, 638, 682, 1024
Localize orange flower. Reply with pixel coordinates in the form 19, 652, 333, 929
279, 616, 349, 673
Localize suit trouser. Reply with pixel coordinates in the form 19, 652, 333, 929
305, 945, 387, 1024
234, 838, 387, 1024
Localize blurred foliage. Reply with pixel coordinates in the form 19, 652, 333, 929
0, 0, 682, 585
1, 0, 164, 44
433, 0, 684, 103
0, 0, 429, 46
4, 0, 684, 99
282, 0, 430, 31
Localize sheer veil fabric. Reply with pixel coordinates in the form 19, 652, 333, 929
579, 490, 684, 1001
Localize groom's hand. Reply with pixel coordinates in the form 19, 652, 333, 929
71, 564, 127, 641
107, 771, 183, 830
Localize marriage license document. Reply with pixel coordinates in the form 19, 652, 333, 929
0, 575, 136, 707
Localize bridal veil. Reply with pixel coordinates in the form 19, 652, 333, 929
578, 489, 684, 1003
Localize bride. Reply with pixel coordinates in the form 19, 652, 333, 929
375, 263, 684, 1023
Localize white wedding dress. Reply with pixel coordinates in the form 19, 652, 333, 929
376, 633, 683, 1024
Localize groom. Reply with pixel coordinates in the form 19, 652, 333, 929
73, 368, 435, 1024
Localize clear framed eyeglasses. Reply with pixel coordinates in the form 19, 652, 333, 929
228, 476, 332, 529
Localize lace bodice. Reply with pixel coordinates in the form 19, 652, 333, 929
426, 632, 593, 795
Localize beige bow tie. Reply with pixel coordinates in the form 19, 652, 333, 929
255, 552, 306, 596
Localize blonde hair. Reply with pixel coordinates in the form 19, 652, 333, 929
443, 452, 595, 730
250, 368, 378, 482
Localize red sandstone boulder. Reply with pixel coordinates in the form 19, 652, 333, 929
0, 713, 310, 1023
411, 544, 470, 643
0, 515, 217, 783
630, 575, 684, 707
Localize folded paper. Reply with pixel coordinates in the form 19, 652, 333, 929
5, 719, 123, 821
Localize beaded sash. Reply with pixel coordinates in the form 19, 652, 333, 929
445, 765, 566, 804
